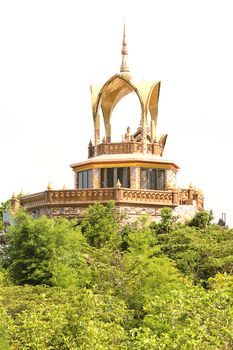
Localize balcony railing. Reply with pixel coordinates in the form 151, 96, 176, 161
88, 141, 164, 158
20, 188, 204, 210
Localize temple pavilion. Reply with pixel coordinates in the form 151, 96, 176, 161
13, 26, 204, 222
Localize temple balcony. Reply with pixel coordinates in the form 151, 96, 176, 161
19, 187, 204, 215
88, 141, 165, 158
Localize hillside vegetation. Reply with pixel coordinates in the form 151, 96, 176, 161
0, 202, 233, 349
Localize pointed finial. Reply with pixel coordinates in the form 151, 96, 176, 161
189, 182, 193, 189
12, 192, 16, 199
47, 182, 52, 190
19, 189, 24, 197
120, 21, 131, 77
121, 21, 128, 56
116, 179, 122, 188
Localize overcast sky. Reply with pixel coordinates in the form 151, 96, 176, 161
0, 0, 232, 226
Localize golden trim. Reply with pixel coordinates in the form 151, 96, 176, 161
72, 161, 179, 173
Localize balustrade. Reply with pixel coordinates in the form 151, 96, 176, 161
88, 141, 164, 158
20, 187, 204, 211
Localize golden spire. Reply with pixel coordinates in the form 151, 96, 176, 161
120, 22, 131, 76
47, 182, 52, 190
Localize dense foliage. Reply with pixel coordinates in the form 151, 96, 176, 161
0, 204, 233, 349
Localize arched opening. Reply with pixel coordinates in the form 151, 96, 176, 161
110, 91, 142, 142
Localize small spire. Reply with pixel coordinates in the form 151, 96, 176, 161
120, 22, 131, 76
19, 189, 24, 197
116, 179, 122, 188
12, 192, 16, 199
47, 182, 52, 190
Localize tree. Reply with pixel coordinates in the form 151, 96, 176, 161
1, 201, 233, 348
81, 201, 120, 248
158, 225, 233, 286
189, 210, 213, 229
0, 200, 10, 233
150, 207, 178, 234
119, 219, 183, 322
6, 210, 89, 287
0, 284, 130, 349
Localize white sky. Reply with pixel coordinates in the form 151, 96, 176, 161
0, 0, 232, 227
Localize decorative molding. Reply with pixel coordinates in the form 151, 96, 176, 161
88, 141, 165, 159
20, 187, 203, 212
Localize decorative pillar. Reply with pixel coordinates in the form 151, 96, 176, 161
94, 113, 100, 145
10, 193, 19, 211
141, 111, 147, 154
92, 168, 101, 188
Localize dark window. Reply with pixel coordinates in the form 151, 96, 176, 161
140, 168, 165, 190
101, 167, 130, 188
77, 170, 92, 189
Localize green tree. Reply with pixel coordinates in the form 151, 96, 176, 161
120, 219, 183, 323
158, 225, 233, 285
189, 210, 213, 229
81, 201, 120, 248
150, 207, 178, 234
1, 201, 233, 348
1, 284, 130, 349
6, 210, 89, 287
0, 200, 10, 233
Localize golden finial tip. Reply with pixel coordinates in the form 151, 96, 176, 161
189, 182, 193, 189
19, 189, 24, 197
116, 179, 122, 188
47, 182, 52, 190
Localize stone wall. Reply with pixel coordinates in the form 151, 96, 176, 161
118, 205, 163, 224
27, 202, 199, 225
92, 168, 101, 188
31, 206, 86, 219
173, 205, 198, 222
166, 169, 177, 189
130, 167, 140, 189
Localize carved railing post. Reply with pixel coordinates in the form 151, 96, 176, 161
172, 190, 179, 205
46, 190, 53, 203
114, 188, 123, 201
11, 193, 20, 211
188, 188, 193, 200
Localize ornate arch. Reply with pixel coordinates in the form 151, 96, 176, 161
91, 74, 161, 145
